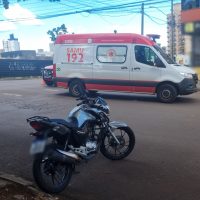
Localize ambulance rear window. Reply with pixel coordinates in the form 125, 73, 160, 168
97, 45, 127, 63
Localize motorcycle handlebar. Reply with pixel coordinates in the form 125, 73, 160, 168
76, 96, 96, 107
77, 101, 84, 106
76, 91, 98, 100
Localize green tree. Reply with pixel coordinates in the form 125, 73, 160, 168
3, 0, 61, 9
47, 24, 68, 42
2, 0, 9, 9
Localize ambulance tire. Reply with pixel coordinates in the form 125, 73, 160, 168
157, 84, 177, 103
69, 80, 85, 97
45, 80, 54, 87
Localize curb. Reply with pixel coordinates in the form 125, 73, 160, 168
0, 76, 41, 81
0, 172, 59, 200
0, 173, 33, 187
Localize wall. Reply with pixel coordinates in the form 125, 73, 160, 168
0, 59, 53, 78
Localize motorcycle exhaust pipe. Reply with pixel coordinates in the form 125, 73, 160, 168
49, 149, 80, 164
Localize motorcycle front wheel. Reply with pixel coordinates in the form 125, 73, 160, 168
100, 126, 135, 160
33, 147, 73, 194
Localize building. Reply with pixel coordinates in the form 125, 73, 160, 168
36, 49, 53, 59
0, 49, 3, 58
2, 34, 20, 52
167, 3, 185, 59
181, 0, 200, 76
1, 50, 36, 59
49, 43, 54, 54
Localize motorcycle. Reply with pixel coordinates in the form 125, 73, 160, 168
27, 92, 135, 194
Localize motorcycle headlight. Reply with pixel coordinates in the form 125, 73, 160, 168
180, 72, 193, 79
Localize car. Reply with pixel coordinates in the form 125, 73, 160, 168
42, 65, 55, 86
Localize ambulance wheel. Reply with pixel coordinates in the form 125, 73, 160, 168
69, 80, 85, 97
157, 84, 177, 103
45, 80, 54, 87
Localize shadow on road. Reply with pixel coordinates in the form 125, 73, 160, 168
175, 96, 200, 104
59, 154, 199, 200
60, 158, 162, 200
55, 91, 199, 104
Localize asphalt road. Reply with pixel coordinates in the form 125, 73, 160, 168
0, 78, 200, 200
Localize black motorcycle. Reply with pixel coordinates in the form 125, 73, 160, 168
27, 92, 135, 194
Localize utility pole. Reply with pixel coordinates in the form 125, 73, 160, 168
141, 3, 144, 35
171, 0, 174, 60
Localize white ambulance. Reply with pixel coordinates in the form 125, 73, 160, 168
53, 33, 198, 103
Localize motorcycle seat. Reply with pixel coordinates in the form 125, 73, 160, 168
51, 117, 78, 128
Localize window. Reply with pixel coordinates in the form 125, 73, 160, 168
182, 0, 200, 10
97, 45, 127, 63
193, 36, 200, 66
153, 45, 175, 64
135, 45, 165, 68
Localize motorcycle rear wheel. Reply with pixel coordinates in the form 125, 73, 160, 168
100, 126, 135, 160
33, 147, 72, 194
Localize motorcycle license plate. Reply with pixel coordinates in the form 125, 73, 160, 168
30, 139, 46, 155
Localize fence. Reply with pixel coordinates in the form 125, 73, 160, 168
0, 59, 53, 78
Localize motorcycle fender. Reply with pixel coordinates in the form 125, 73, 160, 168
109, 121, 128, 129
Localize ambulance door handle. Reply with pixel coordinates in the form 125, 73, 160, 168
133, 67, 140, 70
121, 66, 128, 70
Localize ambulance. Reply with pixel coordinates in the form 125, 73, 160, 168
53, 33, 198, 103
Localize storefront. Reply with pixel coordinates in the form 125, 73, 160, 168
181, 0, 200, 76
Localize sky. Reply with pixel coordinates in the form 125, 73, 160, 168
0, 0, 181, 51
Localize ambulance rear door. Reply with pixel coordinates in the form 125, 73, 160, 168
54, 44, 94, 79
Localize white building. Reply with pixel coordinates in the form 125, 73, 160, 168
2, 34, 20, 52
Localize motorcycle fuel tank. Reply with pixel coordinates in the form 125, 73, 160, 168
68, 106, 96, 128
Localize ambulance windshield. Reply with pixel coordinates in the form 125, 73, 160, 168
153, 45, 175, 64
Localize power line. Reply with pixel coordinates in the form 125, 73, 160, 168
0, 0, 181, 23
35, 0, 180, 18
144, 12, 166, 25
95, 11, 140, 26
11, 0, 179, 15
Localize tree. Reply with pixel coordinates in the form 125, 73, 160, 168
47, 24, 68, 42
2, 0, 60, 9
2, 0, 9, 9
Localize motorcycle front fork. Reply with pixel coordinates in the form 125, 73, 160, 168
108, 127, 120, 145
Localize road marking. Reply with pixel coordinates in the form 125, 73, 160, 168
2, 93, 22, 97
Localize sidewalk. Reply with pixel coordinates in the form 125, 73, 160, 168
0, 173, 59, 200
